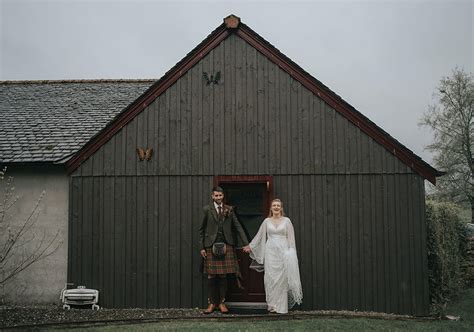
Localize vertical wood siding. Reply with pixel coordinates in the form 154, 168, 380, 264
69, 33, 429, 314
69, 176, 212, 308
273, 174, 428, 315
73, 34, 413, 178
69, 173, 428, 314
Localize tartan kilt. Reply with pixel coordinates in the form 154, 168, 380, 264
204, 244, 240, 275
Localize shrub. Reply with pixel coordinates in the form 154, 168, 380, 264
426, 200, 468, 313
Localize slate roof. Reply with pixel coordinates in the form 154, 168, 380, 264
0, 80, 155, 163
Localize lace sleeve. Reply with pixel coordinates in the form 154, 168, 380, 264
249, 219, 267, 269
284, 217, 303, 306
286, 218, 296, 249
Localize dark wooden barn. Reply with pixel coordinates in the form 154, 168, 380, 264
66, 15, 441, 315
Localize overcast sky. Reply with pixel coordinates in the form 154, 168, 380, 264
1, 0, 472, 165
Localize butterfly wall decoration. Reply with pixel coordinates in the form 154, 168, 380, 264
202, 71, 221, 85
136, 147, 153, 161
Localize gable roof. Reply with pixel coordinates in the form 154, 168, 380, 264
0, 79, 154, 163
65, 15, 442, 184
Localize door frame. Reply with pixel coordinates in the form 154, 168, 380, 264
214, 175, 273, 304
214, 175, 273, 208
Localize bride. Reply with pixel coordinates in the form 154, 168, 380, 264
245, 199, 303, 314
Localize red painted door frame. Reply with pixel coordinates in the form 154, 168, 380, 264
214, 175, 274, 209
214, 175, 273, 303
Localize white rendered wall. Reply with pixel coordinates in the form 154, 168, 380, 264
0, 164, 68, 304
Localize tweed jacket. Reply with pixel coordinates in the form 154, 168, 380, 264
199, 203, 249, 249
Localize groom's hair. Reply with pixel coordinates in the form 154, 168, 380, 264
212, 186, 224, 193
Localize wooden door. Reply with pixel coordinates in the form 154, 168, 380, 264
215, 176, 272, 302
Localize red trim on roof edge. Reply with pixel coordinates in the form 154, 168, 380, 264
66, 25, 229, 173
66, 17, 440, 184
236, 25, 439, 184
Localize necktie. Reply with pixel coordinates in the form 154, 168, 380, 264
218, 206, 222, 216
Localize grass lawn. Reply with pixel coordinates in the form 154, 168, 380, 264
55, 288, 474, 331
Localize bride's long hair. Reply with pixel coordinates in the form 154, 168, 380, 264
267, 198, 285, 217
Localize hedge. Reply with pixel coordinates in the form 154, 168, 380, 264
426, 200, 468, 312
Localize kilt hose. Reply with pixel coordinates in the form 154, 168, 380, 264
204, 244, 240, 275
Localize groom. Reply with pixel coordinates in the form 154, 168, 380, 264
199, 186, 250, 314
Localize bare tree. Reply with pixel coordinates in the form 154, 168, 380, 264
420, 68, 473, 222
0, 167, 62, 286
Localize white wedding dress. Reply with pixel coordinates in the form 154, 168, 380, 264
249, 217, 303, 313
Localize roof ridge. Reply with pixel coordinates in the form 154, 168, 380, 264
64, 16, 441, 184
0, 79, 157, 84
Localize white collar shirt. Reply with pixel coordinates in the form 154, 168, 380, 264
213, 202, 223, 214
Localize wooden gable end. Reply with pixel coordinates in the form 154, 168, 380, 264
69, 15, 440, 183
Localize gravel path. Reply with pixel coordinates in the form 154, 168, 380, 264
1, 305, 208, 329
0, 304, 427, 329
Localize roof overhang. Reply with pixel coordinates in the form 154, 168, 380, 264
66, 14, 442, 184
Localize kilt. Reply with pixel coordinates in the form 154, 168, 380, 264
204, 244, 240, 275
